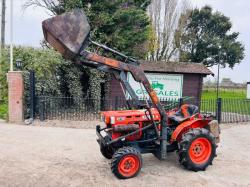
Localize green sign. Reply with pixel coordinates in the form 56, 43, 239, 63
127, 73, 183, 100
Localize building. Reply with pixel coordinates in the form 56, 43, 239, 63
104, 61, 213, 105
220, 78, 235, 87
220, 78, 246, 88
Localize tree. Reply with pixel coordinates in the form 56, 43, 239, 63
25, 0, 151, 59
177, 6, 245, 68
0, 46, 69, 98
24, 0, 152, 103
148, 0, 191, 61
0, 46, 65, 118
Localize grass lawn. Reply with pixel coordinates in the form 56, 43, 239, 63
201, 88, 249, 115
202, 88, 247, 99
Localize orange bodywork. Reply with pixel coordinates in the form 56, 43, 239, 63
101, 108, 161, 124
101, 108, 212, 143
170, 118, 211, 143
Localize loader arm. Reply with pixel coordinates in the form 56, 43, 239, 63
79, 51, 160, 107
78, 51, 168, 159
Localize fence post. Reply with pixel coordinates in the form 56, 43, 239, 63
115, 96, 119, 110
30, 70, 36, 119
39, 98, 45, 121
216, 98, 222, 124
178, 97, 183, 108
7, 71, 24, 123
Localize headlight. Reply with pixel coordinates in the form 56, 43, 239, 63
110, 116, 115, 124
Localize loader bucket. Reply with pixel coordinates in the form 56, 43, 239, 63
42, 9, 90, 60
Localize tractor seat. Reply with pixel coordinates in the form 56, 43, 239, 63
169, 104, 199, 124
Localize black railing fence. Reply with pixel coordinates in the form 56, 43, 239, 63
36, 96, 190, 121
35, 95, 250, 123
221, 99, 250, 123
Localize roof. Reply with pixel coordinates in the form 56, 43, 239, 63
140, 61, 214, 75
247, 82, 250, 84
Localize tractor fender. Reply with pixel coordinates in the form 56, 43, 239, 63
170, 119, 208, 143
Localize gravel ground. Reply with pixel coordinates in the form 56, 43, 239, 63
32, 119, 101, 129
0, 121, 250, 187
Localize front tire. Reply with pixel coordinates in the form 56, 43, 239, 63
100, 136, 114, 159
178, 128, 217, 171
111, 146, 142, 179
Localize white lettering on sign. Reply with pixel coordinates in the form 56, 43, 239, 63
127, 73, 183, 100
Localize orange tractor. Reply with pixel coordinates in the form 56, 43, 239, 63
42, 9, 220, 179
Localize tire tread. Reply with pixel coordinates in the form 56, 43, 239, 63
111, 146, 142, 179
178, 128, 217, 171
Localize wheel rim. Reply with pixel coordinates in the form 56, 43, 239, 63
118, 154, 140, 177
189, 137, 212, 164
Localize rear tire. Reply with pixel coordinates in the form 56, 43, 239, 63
100, 136, 114, 159
111, 146, 142, 179
178, 128, 217, 171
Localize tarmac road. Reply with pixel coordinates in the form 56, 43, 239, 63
0, 122, 250, 187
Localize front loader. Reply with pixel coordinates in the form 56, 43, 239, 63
42, 9, 220, 179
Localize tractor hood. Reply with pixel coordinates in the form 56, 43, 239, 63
101, 109, 161, 124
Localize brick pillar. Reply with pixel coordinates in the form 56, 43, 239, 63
7, 71, 24, 123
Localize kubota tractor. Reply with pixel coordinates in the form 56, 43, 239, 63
42, 9, 220, 179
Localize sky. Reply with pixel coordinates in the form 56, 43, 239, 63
1, 0, 250, 83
